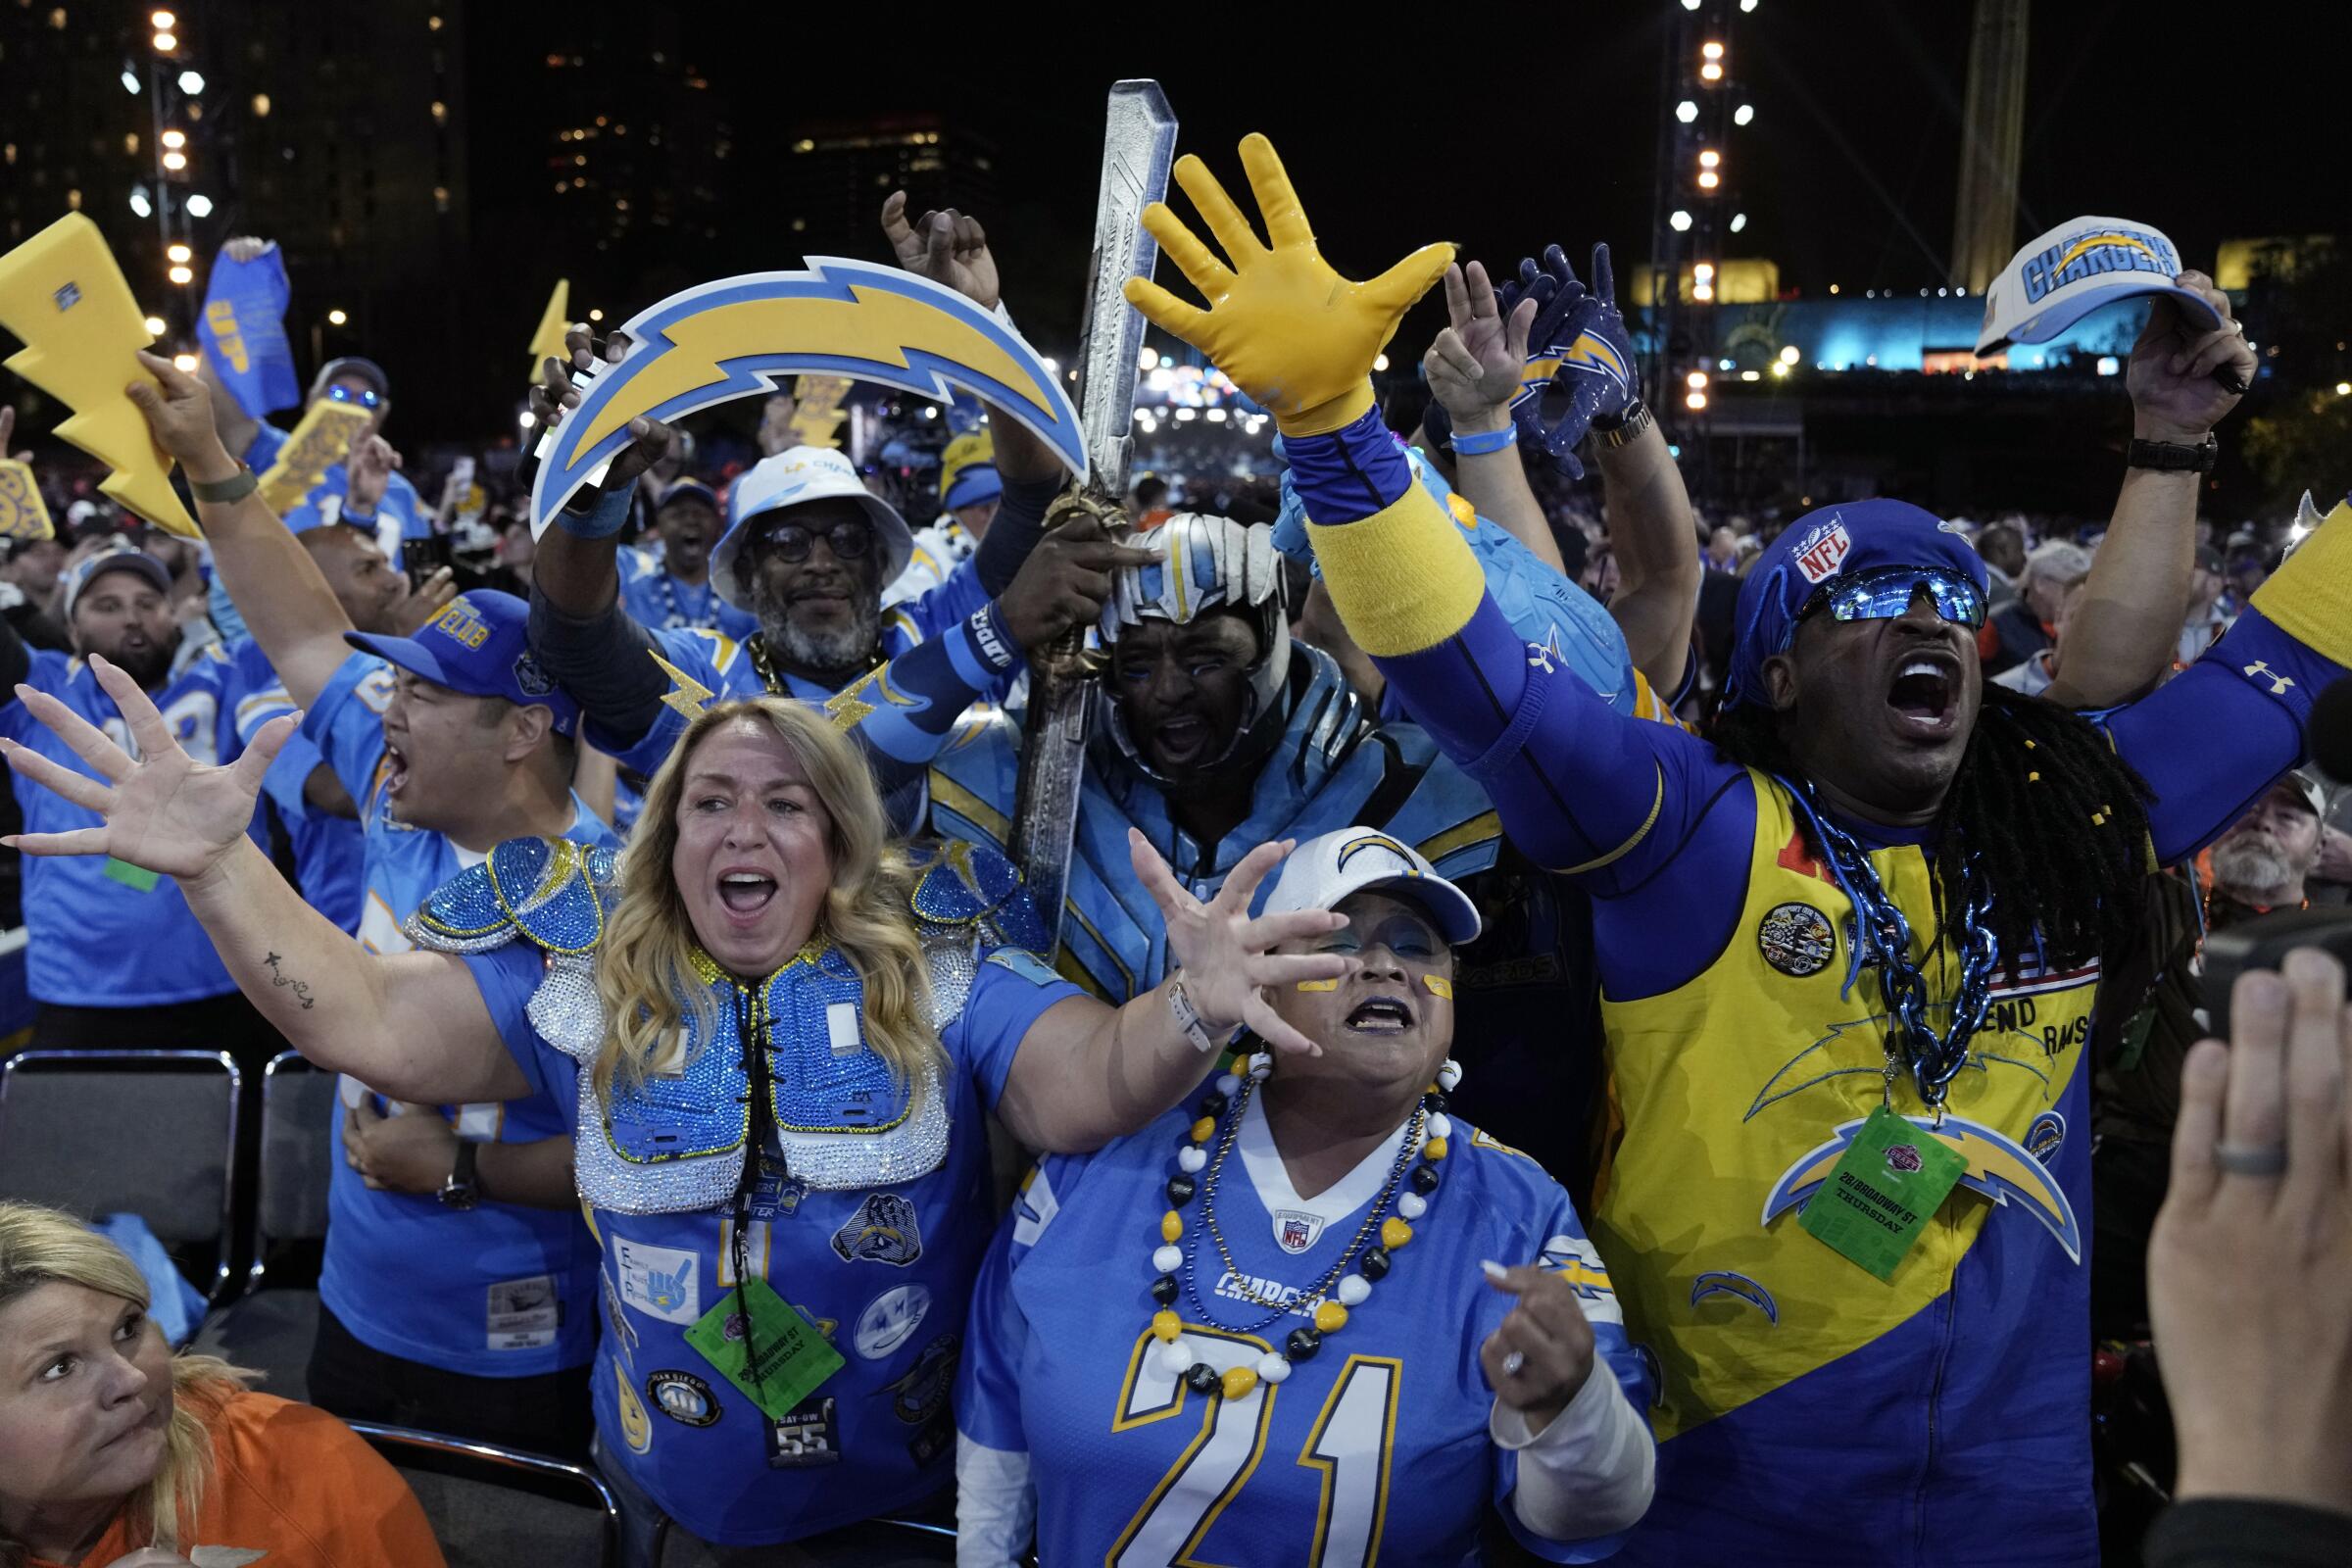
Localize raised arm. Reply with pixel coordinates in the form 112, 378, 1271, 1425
0, 656, 525, 1103
2046, 271, 2256, 709
1592, 411, 1702, 701
124, 353, 357, 711
1422, 260, 1561, 572
993, 834, 1347, 1153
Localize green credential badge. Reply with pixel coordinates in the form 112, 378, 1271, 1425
1800, 1105, 1967, 1281
683, 1276, 845, 1422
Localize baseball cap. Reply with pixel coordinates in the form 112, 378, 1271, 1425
61, 540, 173, 620
940, 431, 1002, 512
309, 356, 391, 402
1724, 499, 1989, 710
1976, 216, 2222, 357
2276, 767, 2328, 818
1259, 827, 1483, 946
708, 446, 914, 612
343, 590, 578, 736
656, 478, 720, 514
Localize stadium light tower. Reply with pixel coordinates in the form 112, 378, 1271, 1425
1646, 0, 1754, 458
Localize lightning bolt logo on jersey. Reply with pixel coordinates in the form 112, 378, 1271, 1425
957, 1102, 1654, 1565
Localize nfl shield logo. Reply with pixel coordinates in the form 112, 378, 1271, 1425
1273, 1209, 1324, 1253
1792, 518, 1853, 585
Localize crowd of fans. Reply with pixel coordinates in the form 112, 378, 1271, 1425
0, 132, 2347, 1568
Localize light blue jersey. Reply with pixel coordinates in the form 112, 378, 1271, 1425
301, 649, 609, 1378
1, 646, 258, 1005
959, 1095, 1651, 1564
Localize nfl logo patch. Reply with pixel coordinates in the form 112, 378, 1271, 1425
1272, 1208, 1325, 1253
1792, 518, 1853, 585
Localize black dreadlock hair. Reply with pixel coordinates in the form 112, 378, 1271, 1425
1711, 681, 2154, 970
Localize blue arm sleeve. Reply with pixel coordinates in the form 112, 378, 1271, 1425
975, 470, 1065, 599
2104, 607, 2349, 865
896, 551, 995, 644
297, 651, 393, 804
951, 949, 1086, 1113
826, 602, 1022, 794
459, 945, 576, 1114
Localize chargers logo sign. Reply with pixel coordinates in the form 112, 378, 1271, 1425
529, 258, 1086, 533
1760, 1111, 2082, 1263
2021, 226, 2179, 306
1515, 328, 1632, 408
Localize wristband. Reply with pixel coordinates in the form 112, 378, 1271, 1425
1449, 424, 1519, 457
2125, 433, 2217, 473
1165, 973, 1221, 1054
967, 599, 1016, 674
188, 464, 258, 504
559, 481, 635, 540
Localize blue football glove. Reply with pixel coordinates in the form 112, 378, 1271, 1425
1498, 242, 1641, 475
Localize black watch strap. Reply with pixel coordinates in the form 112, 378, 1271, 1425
2126, 433, 2217, 473
440, 1139, 481, 1208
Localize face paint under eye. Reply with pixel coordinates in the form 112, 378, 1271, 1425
1422, 974, 1454, 1001
1296, 977, 1342, 992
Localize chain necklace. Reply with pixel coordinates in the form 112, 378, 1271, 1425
655, 571, 720, 630
1784, 778, 1999, 1111
1145, 1053, 1462, 1402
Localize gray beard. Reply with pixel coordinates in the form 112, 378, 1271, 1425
2212, 836, 2295, 898
756, 590, 881, 673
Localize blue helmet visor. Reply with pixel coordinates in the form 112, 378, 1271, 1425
1803, 566, 1987, 634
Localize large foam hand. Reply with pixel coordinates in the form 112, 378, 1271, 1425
1123, 134, 1453, 437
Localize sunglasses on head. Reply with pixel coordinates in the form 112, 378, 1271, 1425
325, 384, 382, 410
1801, 566, 1986, 630
757, 519, 872, 564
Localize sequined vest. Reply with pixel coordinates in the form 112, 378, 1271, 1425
404, 836, 1050, 1216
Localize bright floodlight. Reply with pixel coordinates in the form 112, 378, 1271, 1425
185, 192, 213, 217
1676, 99, 1697, 123
128, 186, 152, 218
1730, 212, 1748, 233
1735, 103, 1754, 125
178, 70, 205, 94
1670, 210, 1692, 232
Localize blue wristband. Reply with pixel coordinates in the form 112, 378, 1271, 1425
560, 482, 634, 541
1449, 424, 1519, 457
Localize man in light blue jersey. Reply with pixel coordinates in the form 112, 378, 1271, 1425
617, 478, 758, 641
125, 355, 607, 1456
0, 519, 277, 1066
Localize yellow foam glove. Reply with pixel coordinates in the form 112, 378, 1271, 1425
1122, 134, 1453, 437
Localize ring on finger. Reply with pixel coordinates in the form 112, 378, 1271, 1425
1501, 1349, 1527, 1377
2214, 1140, 2286, 1177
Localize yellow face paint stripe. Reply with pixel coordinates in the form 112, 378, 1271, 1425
1422, 974, 1453, 1000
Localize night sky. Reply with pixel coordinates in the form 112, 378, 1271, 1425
463, 1, 2341, 356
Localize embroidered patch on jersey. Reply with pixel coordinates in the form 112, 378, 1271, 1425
854, 1283, 932, 1360
602, 1275, 640, 1367
485, 1273, 559, 1351
647, 1368, 723, 1427
614, 1357, 653, 1453
2027, 1110, 2066, 1165
1757, 901, 1837, 978
615, 1238, 700, 1325
1690, 1270, 1779, 1325
984, 948, 1060, 987
883, 1332, 959, 1426
1271, 1207, 1326, 1254
1537, 1233, 1623, 1324
831, 1192, 924, 1266
766, 1394, 841, 1468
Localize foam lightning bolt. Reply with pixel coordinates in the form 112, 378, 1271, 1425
0, 215, 199, 537
529, 258, 1086, 536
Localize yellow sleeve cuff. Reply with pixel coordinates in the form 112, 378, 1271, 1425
1304, 486, 1485, 658
2252, 499, 2352, 667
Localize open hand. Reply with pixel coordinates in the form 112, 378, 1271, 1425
529, 327, 675, 497
2150, 950, 2352, 1514
881, 191, 1000, 310
1133, 831, 1348, 1056
0, 655, 292, 882
1124, 134, 1452, 436
1480, 1262, 1599, 1434
994, 508, 1161, 652
347, 434, 401, 514
2127, 270, 2255, 443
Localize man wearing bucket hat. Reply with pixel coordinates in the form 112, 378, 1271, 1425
117, 355, 612, 1457
1118, 132, 2352, 1563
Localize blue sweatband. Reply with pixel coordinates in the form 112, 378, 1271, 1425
1448, 424, 1519, 457
560, 481, 634, 541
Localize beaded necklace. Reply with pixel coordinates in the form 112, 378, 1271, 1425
655, 571, 720, 629
1146, 1052, 1462, 1401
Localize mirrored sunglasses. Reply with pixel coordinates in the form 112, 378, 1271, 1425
1805, 566, 1986, 631
758, 519, 873, 564
325, 384, 383, 410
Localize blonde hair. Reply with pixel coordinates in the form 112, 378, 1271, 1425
0, 1202, 258, 1565
593, 696, 941, 1109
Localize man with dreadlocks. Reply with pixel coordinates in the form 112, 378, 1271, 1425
1120, 132, 2342, 1565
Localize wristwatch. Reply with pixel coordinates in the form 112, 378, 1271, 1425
1591, 399, 1654, 450
437, 1140, 481, 1210
2126, 433, 2218, 473
1165, 972, 1221, 1054
188, 462, 258, 504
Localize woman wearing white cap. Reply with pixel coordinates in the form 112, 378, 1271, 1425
955, 826, 1655, 1564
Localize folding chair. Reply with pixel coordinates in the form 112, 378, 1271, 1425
349, 1421, 617, 1568
0, 1049, 241, 1304
191, 1052, 336, 1397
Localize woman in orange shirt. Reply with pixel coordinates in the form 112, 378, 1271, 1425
0, 1202, 445, 1568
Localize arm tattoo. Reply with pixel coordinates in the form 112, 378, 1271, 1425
262, 951, 317, 1011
